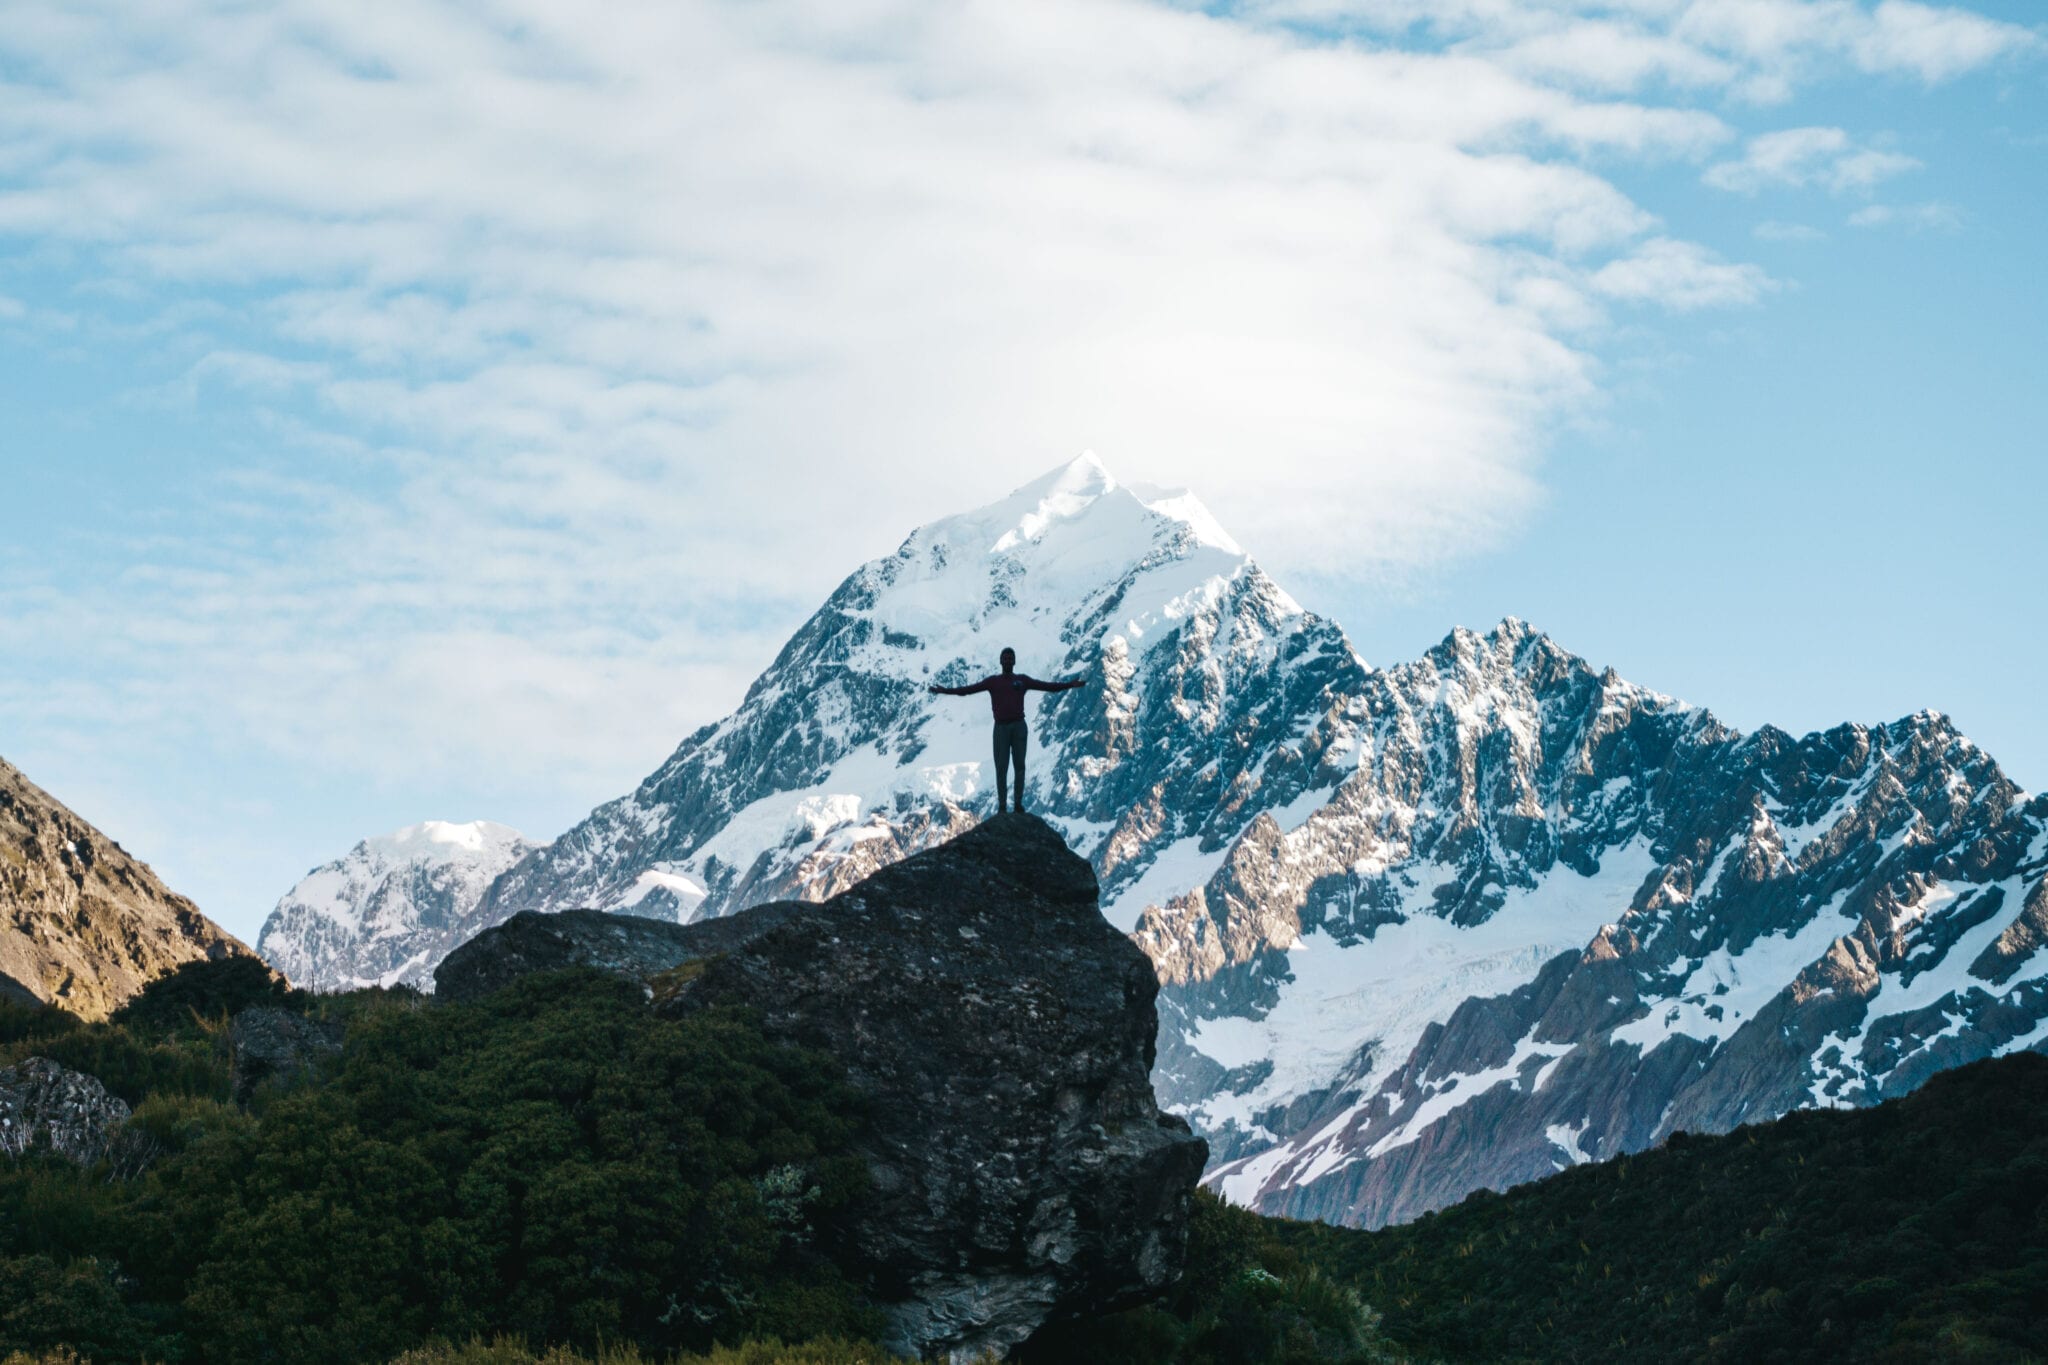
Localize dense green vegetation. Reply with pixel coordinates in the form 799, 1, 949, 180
1269, 1052, 2048, 1363
2, 963, 874, 1364
7, 960, 2046, 1364
1018, 1192, 1407, 1365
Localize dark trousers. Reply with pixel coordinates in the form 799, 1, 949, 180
992, 720, 1028, 812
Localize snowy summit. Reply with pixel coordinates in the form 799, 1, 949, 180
259, 456, 2048, 1230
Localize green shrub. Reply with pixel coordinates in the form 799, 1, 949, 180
0, 1001, 82, 1048
110, 956, 305, 1039
0, 1024, 230, 1106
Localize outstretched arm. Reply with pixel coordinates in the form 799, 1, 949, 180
1023, 674, 1090, 692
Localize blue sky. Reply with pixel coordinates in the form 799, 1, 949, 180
1, 0, 2042, 942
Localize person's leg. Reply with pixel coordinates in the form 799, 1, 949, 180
1011, 722, 1028, 812
992, 723, 1010, 813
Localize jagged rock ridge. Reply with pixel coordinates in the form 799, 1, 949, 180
257, 820, 535, 991
441, 814, 1208, 1361
1, 755, 252, 1020
259, 455, 2048, 1228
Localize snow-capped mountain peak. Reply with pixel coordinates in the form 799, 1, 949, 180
362, 820, 527, 867
258, 459, 2048, 1233
257, 819, 536, 991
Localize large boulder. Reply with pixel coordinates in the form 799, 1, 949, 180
0, 1056, 131, 1165
228, 1007, 345, 1104
435, 901, 807, 1003
440, 813, 1208, 1360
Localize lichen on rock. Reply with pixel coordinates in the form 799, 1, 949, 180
0, 1055, 132, 1165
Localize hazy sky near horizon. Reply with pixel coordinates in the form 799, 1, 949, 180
2, 0, 2043, 941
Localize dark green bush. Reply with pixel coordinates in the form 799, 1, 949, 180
1267, 1052, 2048, 1363
110, 956, 305, 1038
2, 970, 876, 1364
0, 1001, 81, 1048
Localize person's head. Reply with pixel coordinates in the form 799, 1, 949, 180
999, 647, 1016, 672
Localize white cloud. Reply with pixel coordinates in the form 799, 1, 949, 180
1848, 200, 1966, 230
1753, 219, 1828, 241
1590, 238, 1775, 310
0, 0, 2030, 927
1855, 0, 2040, 81
1704, 125, 1921, 193
1242, 0, 2038, 98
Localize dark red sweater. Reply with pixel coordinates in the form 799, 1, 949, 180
944, 673, 1077, 723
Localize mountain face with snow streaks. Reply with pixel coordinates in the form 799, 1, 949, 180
476, 453, 1353, 936
254, 455, 2048, 1228
1192, 635, 2048, 1227
256, 821, 535, 991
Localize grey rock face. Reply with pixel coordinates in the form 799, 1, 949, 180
0, 1056, 131, 1165
661, 814, 1207, 1361
228, 1007, 344, 1104
434, 903, 806, 1002
450, 813, 1208, 1361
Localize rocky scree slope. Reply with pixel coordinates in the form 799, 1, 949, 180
440, 813, 1209, 1362
257, 820, 534, 991
1, 755, 251, 1019
266, 454, 2048, 1231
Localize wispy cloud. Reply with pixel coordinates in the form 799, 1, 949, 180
1753, 219, 1829, 242
1849, 200, 1967, 231
1705, 125, 1920, 193
1239, 0, 2039, 100
0, 0, 2034, 910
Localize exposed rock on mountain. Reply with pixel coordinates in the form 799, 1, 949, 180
1199, 637, 2048, 1228
447, 814, 1208, 1361
271, 455, 2048, 1230
257, 820, 535, 991
1, 756, 252, 1020
0, 1056, 131, 1165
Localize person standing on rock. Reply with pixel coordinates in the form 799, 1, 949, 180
928, 648, 1088, 815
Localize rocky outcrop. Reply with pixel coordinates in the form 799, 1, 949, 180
1, 755, 254, 1020
434, 902, 806, 1004
442, 814, 1208, 1361
0, 1056, 131, 1165
228, 1007, 345, 1104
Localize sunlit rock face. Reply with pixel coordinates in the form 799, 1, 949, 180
1, 755, 251, 1021
265, 455, 2048, 1228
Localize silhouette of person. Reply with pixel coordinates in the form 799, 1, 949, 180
929, 647, 1088, 815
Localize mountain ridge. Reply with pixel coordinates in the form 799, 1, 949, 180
1, 754, 253, 1019
256, 819, 535, 992
253, 455, 2048, 1228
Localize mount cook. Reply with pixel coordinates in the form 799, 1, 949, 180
257, 454, 2048, 1228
